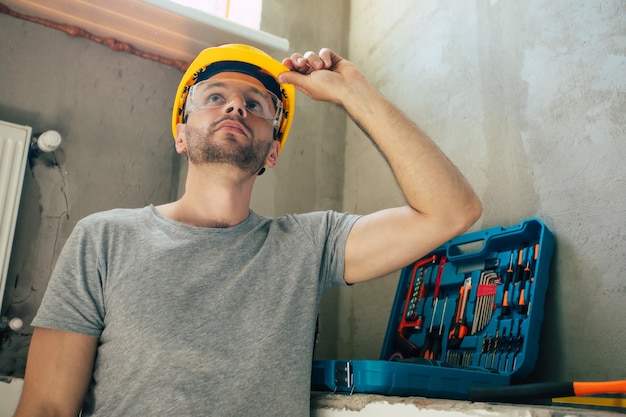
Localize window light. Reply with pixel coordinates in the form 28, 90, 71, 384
168, 0, 262, 30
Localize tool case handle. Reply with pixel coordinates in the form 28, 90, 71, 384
444, 218, 546, 263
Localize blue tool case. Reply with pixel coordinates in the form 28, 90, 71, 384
312, 218, 555, 399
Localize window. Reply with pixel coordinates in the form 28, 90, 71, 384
168, 0, 262, 29
140, 0, 288, 54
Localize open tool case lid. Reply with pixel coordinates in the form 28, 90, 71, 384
312, 218, 555, 400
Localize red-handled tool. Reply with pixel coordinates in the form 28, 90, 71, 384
523, 242, 540, 315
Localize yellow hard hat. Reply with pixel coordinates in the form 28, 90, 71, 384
172, 44, 295, 153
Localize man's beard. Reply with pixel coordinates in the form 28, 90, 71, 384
185, 117, 272, 174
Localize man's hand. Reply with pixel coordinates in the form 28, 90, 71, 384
279, 48, 366, 105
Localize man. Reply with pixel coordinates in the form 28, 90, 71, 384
14, 45, 481, 416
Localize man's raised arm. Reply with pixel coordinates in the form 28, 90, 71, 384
279, 48, 482, 283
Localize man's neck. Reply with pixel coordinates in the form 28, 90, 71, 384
156, 164, 256, 228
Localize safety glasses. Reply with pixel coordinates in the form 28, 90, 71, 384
185, 79, 283, 128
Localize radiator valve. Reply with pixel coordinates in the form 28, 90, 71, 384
0, 316, 23, 332
30, 130, 62, 156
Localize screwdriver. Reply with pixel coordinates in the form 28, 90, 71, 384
423, 296, 448, 360
525, 243, 540, 315
500, 252, 515, 316
517, 247, 533, 314
448, 277, 471, 350
511, 247, 525, 305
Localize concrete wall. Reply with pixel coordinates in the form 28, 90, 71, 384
0, 13, 183, 374
0, 0, 350, 376
338, 0, 626, 384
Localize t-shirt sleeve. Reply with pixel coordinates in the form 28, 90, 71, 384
291, 211, 361, 290
32, 221, 106, 337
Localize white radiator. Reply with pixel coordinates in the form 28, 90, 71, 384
0, 121, 32, 311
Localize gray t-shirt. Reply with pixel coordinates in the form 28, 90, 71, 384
33, 205, 360, 416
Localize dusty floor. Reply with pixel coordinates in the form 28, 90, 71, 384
311, 392, 624, 416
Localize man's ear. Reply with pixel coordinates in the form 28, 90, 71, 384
264, 140, 280, 168
174, 123, 187, 154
